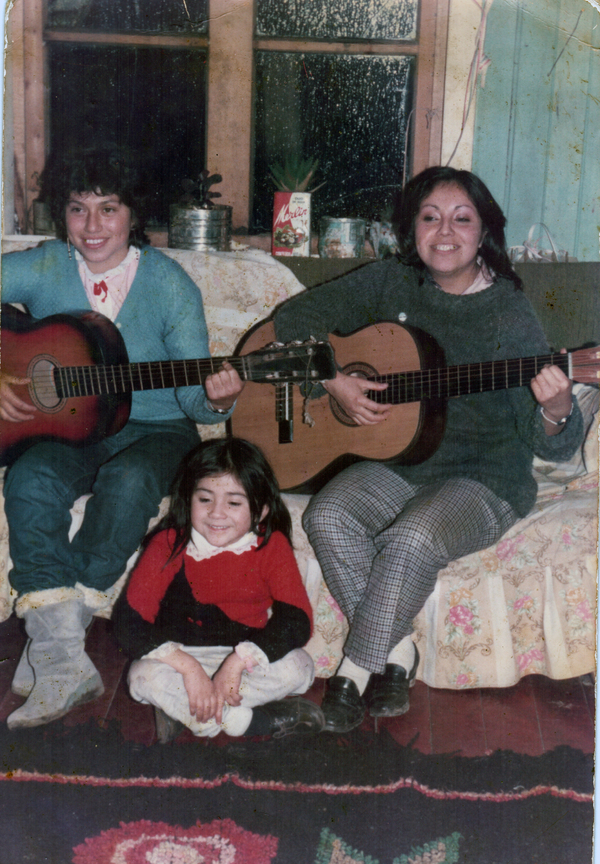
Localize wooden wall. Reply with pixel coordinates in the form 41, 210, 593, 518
472, 0, 599, 262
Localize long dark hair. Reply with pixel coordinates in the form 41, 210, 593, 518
37, 144, 150, 247
392, 166, 523, 290
158, 438, 293, 562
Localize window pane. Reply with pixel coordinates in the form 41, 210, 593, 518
253, 52, 414, 232
49, 44, 207, 225
47, 0, 208, 34
256, 0, 417, 41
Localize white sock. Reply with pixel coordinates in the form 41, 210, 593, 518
387, 635, 416, 670
219, 705, 254, 737
338, 656, 371, 695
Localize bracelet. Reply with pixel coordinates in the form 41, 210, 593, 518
207, 400, 229, 416
540, 403, 573, 426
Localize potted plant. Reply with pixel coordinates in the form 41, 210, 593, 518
168, 170, 232, 251
270, 157, 324, 257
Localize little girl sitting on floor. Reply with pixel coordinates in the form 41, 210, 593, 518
114, 438, 324, 741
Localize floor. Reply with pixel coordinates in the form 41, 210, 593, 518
0, 614, 594, 758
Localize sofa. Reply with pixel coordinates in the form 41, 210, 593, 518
1, 239, 597, 689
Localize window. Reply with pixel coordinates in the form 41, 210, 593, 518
253, 51, 414, 229
8, 0, 448, 234
48, 42, 207, 225
46, 0, 208, 32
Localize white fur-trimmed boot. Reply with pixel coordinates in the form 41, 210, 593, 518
11, 589, 101, 698
11, 640, 33, 698
7, 588, 104, 730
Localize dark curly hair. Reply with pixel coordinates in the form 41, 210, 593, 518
155, 437, 293, 563
37, 144, 150, 246
392, 166, 522, 290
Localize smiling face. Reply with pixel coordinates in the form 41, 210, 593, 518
65, 191, 134, 274
190, 473, 268, 548
414, 182, 486, 294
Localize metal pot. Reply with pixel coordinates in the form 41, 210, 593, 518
168, 204, 232, 252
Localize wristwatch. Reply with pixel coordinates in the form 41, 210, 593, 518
540, 404, 573, 426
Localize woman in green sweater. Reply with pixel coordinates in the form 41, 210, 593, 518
273, 166, 583, 734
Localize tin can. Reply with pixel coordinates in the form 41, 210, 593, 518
319, 217, 366, 258
169, 204, 232, 252
272, 192, 311, 257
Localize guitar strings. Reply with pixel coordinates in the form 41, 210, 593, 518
25, 348, 597, 403
27, 357, 248, 400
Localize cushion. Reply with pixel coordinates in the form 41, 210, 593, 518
531, 383, 599, 489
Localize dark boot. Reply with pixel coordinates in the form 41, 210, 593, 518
154, 707, 186, 744
251, 697, 325, 739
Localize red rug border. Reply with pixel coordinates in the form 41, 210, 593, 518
1, 768, 592, 803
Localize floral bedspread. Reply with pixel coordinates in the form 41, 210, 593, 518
292, 390, 598, 687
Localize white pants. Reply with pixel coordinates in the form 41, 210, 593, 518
128, 646, 315, 738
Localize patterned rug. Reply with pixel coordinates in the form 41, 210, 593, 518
0, 720, 592, 864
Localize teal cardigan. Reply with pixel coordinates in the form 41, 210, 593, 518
2, 240, 230, 426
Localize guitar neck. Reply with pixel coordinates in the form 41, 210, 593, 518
370, 352, 571, 404
55, 355, 246, 397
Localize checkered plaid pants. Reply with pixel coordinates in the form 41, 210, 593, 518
303, 462, 517, 673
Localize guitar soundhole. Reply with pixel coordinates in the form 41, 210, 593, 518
26, 355, 64, 414
329, 361, 378, 427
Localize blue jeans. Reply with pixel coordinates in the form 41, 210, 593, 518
4, 419, 199, 595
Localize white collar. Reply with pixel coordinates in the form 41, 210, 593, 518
186, 528, 259, 561
75, 244, 139, 282
460, 258, 495, 295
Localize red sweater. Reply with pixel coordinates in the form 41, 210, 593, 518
114, 530, 313, 662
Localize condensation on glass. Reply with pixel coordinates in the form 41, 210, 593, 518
253, 52, 414, 232
46, 0, 208, 34
49, 44, 207, 225
256, 0, 417, 41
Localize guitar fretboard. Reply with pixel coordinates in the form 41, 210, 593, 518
54, 356, 248, 397
369, 353, 571, 404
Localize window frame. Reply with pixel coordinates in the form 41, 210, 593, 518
10, 0, 449, 233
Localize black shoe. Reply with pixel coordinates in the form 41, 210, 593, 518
253, 697, 325, 739
364, 646, 420, 718
321, 676, 366, 734
154, 707, 186, 744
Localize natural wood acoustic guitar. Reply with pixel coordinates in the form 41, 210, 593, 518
230, 319, 600, 494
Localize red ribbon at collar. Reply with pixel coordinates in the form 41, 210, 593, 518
93, 280, 108, 302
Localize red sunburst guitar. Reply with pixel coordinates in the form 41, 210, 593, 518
230, 320, 600, 493
0, 305, 335, 466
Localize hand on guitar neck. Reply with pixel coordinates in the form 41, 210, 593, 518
0, 372, 36, 424
530, 348, 574, 436
323, 372, 390, 426
204, 361, 245, 413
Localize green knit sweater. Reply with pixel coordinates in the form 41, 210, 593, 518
274, 258, 583, 517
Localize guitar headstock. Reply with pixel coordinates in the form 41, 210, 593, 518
571, 346, 600, 384
245, 339, 336, 384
